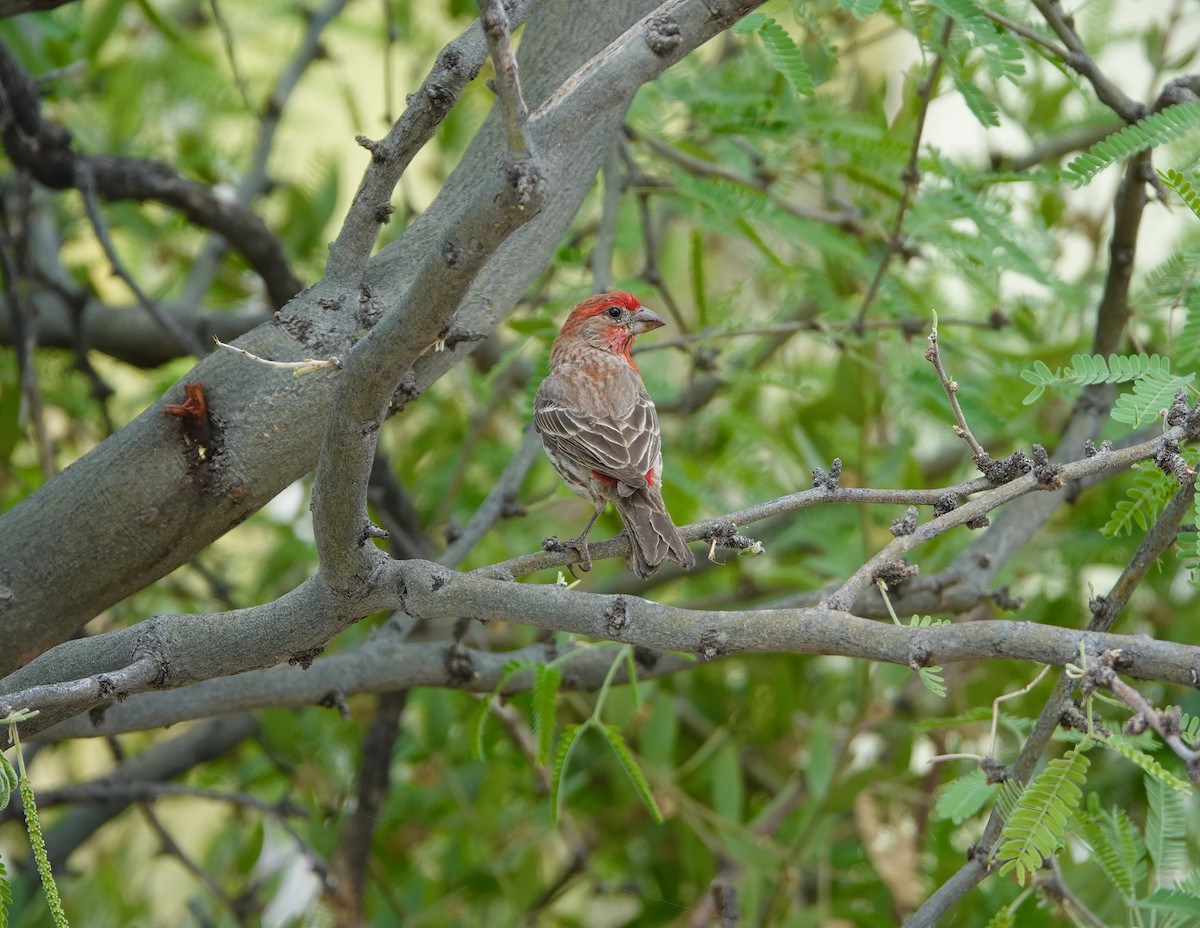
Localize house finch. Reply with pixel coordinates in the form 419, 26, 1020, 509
534, 291, 695, 578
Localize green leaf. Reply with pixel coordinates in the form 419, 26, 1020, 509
1145, 775, 1188, 880
954, 77, 1000, 128
935, 769, 995, 824
1099, 736, 1192, 795
1136, 888, 1200, 916
1101, 465, 1177, 539
805, 716, 835, 800
470, 659, 531, 760
550, 723, 586, 826
0, 752, 15, 812
1067, 101, 1200, 185
756, 17, 814, 97
1021, 353, 1173, 407
0, 853, 9, 928
1181, 712, 1200, 747
81, 0, 126, 61
928, 0, 1024, 83
1178, 287, 1200, 366
1111, 369, 1195, 426
1160, 168, 1200, 222
918, 666, 948, 698
731, 10, 767, 34
532, 664, 562, 767
983, 907, 1014, 928
998, 748, 1090, 885
1074, 799, 1147, 899
602, 724, 664, 823
711, 741, 744, 822
835, 0, 883, 18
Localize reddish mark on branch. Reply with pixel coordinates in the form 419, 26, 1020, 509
163, 383, 222, 487
162, 383, 207, 421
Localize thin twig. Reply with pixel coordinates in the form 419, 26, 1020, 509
925, 323, 990, 464
979, 8, 1068, 58
634, 187, 688, 329
32, 781, 309, 818
630, 127, 864, 233
1029, 0, 1145, 123
989, 665, 1052, 757
213, 336, 342, 372
441, 426, 544, 568
102, 731, 251, 923
323, 0, 545, 285
207, 0, 253, 111
478, 0, 533, 159
1097, 659, 1199, 784
326, 690, 407, 924
1044, 858, 1110, 928
182, 0, 348, 307
853, 17, 953, 334
0, 189, 55, 479
637, 313, 1006, 353
903, 470, 1200, 927
76, 162, 209, 358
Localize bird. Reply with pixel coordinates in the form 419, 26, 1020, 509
534, 291, 695, 578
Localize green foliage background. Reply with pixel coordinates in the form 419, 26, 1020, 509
1, 0, 1200, 925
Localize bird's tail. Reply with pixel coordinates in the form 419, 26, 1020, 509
613, 487, 695, 579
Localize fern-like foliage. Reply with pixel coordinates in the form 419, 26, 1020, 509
734, 13, 814, 97
1101, 464, 1177, 539
833, 0, 883, 18
1075, 795, 1148, 900
0, 853, 10, 928
1097, 736, 1194, 795
600, 724, 664, 823
998, 747, 1090, 885
1161, 168, 1200, 222
1130, 236, 1200, 312
1111, 369, 1196, 426
1020, 352, 1171, 405
550, 723, 584, 825
934, 769, 994, 824
928, 0, 1024, 83
1179, 291, 1200, 366
1145, 775, 1189, 881
1066, 101, 1200, 186
470, 658, 534, 760
1136, 888, 1200, 918
1180, 529, 1200, 590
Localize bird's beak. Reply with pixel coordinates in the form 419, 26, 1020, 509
628, 307, 665, 334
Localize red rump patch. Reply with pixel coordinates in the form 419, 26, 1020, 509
645, 467, 657, 487
592, 471, 619, 488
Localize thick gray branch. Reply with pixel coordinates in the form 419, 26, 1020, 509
0, 0, 763, 674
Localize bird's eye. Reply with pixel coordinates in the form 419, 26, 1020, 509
605, 306, 622, 319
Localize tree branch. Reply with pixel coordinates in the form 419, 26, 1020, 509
1, 0, 761, 672
904, 472, 1199, 926
310, 0, 544, 590
0, 39, 304, 306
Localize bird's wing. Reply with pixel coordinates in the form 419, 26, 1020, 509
535, 381, 661, 491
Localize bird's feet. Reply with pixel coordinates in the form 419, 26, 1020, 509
542, 534, 593, 573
